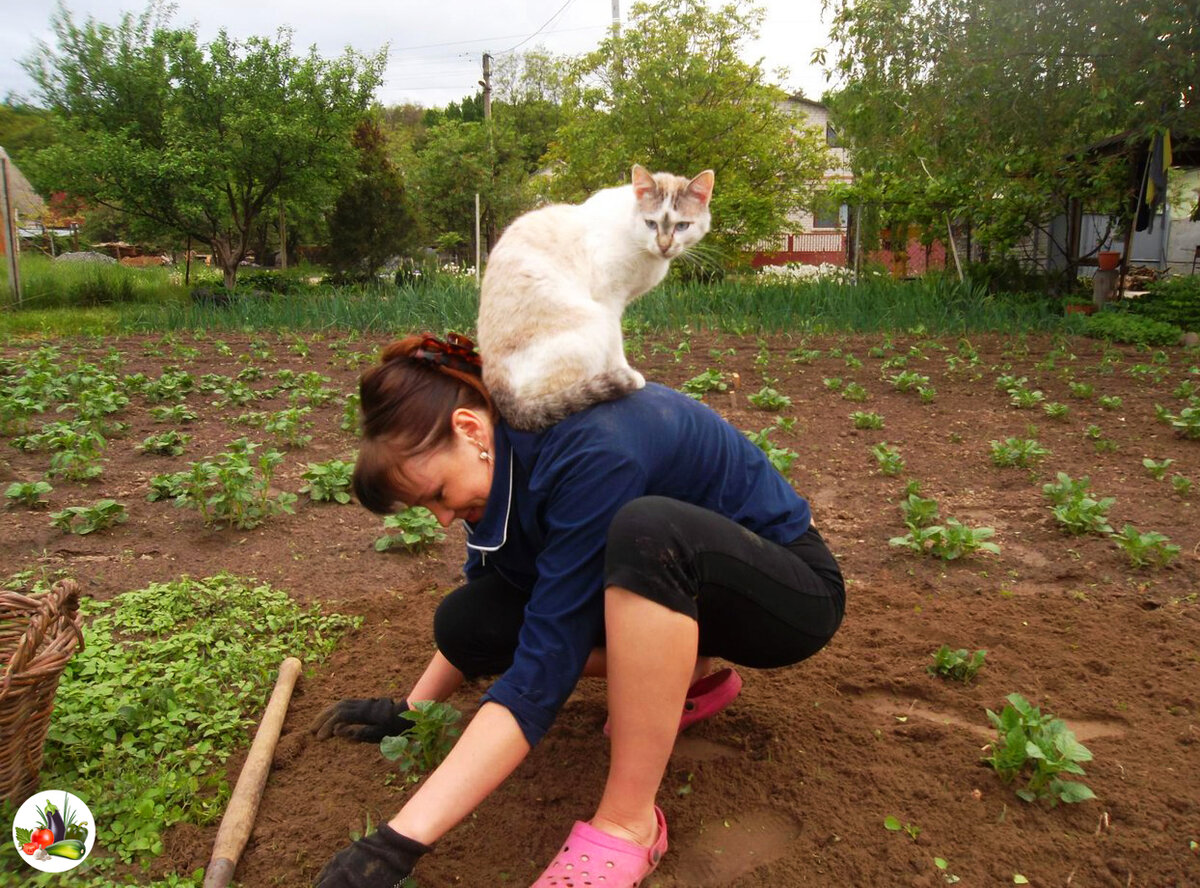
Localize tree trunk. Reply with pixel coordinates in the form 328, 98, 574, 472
211, 234, 247, 291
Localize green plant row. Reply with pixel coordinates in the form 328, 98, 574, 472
0, 573, 358, 884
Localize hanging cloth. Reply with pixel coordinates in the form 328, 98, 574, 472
1135, 130, 1172, 232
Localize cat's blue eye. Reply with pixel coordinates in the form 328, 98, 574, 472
644, 220, 657, 230
675, 222, 691, 232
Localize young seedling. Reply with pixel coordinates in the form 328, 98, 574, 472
5, 480, 53, 509
50, 499, 127, 535
376, 507, 447, 553
1008, 386, 1045, 409
300, 459, 355, 504
380, 701, 462, 782
341, 391, 362, 435
1068, 381, 1094, 399
983, 693, 1095, 805
890, 370, 930, 393
851, 411, 884, 430
1098, 395, 1123, 411
928, 646, 986, 683
1042, 402, 1070, 421
149, 403, 198, 424
681, 369, 728, 399
899, 492, 939, 529
1142, 457, 1174, 481
1112, 524, 1180, 569
747, 386, 792, 411
871, 442, 905, 476
138, 430, 192, 457
840, 381, 868, 403
883, 816, 921, 842
1171, 474, 1193, 497
890, 518, 1000, 561
989, 437, 1049, 469
744, 425, 799, 475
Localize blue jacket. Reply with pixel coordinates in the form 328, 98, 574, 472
464, 383, 811, 746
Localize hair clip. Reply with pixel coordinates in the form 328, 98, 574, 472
412, 332, 482, 375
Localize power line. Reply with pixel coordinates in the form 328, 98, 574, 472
388, 21, 599, 57
502, 0, 584, 54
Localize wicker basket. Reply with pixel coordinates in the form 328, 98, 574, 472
0, 579, 85, 807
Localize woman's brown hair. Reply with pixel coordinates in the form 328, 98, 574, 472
353, 333, 493, 514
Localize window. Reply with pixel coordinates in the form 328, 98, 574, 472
812, 206, 843, 230
825, 121, 841, 147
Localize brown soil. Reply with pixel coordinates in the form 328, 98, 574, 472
2, 330, 1199, 888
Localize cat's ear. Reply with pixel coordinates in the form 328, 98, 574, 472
687, 170, 715, 207
631, 164, 658, 200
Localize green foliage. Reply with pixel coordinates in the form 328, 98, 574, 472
825, 0, 1190, 267
899, 493, 940, 529
149, 403, 198, 424
544, 0, 829, 262
1042, 401, 1070, 420
1082, 311, 1182, 347
1128, 275, 1200, 331
26, 6, 384, 288
989, 436, 1049, 468
0, 255, 184, 312
928, 646, 986, 683
747, 386, 792, 411
5, 480, 53, 508
842, 381, 870, 402
743, 424, 799, 474
166, 438, 296, 529
375, 507, 446, 553
300, 459, 355, 504
50, 499, 127, 535
851, 410, 884, 429
889, 518, 1000, 560
984, 693, 1096, 805
1111, 524, 1180, 569
681, 369, 729, 398
1043, 472, 1115, 535
1160, 405, 1200, 439
328, 118, 418, 279
1142, 457, 1174, 481
38, 574, 356, 865
871, 442, 905, 475
138, 430, 191, 456
379, 701, 462, 781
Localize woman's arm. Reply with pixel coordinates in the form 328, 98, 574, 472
388, 701, 531, 845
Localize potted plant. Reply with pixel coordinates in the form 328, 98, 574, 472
1097, 250, 1121, 271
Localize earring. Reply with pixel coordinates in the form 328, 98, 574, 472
479, 449, 491, 462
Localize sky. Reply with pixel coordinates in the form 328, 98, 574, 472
0, 0, 836, 110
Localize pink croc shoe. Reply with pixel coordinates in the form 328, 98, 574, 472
679, 667, 743, 731
604, 667, 743, 737
531, 806, 668, 888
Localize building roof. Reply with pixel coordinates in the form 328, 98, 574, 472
0, 147, 46, 219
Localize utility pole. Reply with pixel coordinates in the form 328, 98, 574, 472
480, 53, 492, 120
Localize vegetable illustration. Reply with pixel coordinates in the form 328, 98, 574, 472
46, 802, 66, 842
32, 828, 55, 848
44, 839, 87, 860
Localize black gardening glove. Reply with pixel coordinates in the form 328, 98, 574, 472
310, 697, 413, 742
314, 825, 431, 888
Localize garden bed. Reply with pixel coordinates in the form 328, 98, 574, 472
1, 329, 1197, 887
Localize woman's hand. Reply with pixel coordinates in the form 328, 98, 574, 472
314, 825, 431, 887
310, 698, 412, 742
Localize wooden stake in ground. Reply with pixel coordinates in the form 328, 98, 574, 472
204, 657, 302, 888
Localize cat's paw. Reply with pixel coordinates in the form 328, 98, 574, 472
629, 369, 646, 389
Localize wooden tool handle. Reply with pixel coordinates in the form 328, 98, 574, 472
203, 656, 302, 888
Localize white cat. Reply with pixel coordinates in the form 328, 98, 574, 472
477, 164, 714, 431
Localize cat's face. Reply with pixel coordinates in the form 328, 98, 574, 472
631, 166, 715, 260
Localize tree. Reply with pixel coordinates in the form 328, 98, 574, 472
544, 0, 830, 263
328, 117, 418, 278
407, 117, 530, 262
24, 2, 383, 289
822, 0, 1199, 275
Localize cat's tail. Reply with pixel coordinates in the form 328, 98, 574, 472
490, 367, 644, 432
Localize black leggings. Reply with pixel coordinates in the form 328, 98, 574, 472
434, 496, 845, 678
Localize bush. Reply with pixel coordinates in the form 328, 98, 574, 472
1082, 309, 1182, 346
1127, 276, 1200, 331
